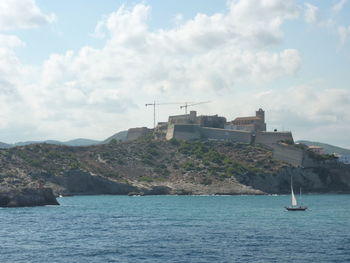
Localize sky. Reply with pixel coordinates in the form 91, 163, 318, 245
0, 0, 349, 148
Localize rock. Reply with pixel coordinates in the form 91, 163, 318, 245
144, 186, 171, 195
50, 169, 140, 195
235, 164, 350, 194
0, 188, 59, 207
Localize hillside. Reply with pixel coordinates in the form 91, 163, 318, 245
101, 130, 128, 144
0, 138, 349, 196
0, 131, 127, 149
13, 138, 100, 147
0, 142, 11, 149
297, 140, 350, 155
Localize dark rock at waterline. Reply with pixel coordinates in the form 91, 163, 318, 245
0, 188, 59, 207
50, 169, 140, 195
144, 186, 172, 195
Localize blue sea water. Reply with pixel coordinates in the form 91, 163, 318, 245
0, 195, 349, 263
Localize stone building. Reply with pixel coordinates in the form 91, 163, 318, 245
225, 108, 266, 132
308, 146, 324, 154
166, 108, 294, 152
168, 111, 226, 128
127, 108, 304, 167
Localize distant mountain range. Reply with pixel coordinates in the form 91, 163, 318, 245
297, 140, 350, 155
0, 130, 128, 148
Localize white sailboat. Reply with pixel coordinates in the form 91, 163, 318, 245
285, 177, 307, 211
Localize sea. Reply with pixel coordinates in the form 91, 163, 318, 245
0, 195, 349, 263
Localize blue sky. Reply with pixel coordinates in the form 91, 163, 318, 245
0, 0, 349, 148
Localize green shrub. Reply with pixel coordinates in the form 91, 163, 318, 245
169, 138, 180, 146
182, 160, 195, 170
139, 176, 153, 182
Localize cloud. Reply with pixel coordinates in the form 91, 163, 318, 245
304, 3, 319, 24
332, 0, 348, 14
0, 1, 349, 148
0, 0, 55, 31
0, 34, 24, 48
242, 84, 350, 145
338, 25, 350, 46
0, 1, 310, 143
303, 3, 336, 28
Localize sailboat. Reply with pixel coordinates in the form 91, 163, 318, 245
285, 177, 307, 211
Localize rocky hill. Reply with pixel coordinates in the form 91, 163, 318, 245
0, 138, 349, 196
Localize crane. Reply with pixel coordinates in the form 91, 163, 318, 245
145, 101, 187, 128
180, 101, 210, 114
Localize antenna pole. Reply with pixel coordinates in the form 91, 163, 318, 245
153, 100, 156, 129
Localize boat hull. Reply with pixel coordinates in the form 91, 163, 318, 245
285, 206, 307, 211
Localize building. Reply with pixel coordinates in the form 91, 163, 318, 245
225, 108, 266, 132
165, 108, 293, 148
128, 108, 305, 167
308, 146, 324, 154
168, 111, 226, 128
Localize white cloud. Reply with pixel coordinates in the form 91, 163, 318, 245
11, 1, 350, 147
338, 25, 350, 46
303, 2, 336, 30
0, 1, 349, 148
332, 0, 348, 14
304, 3, 319, 24
1, 1, 303, 142
0, 0, 55, 31
0, 34, 24, 48
237, 84, 350, 145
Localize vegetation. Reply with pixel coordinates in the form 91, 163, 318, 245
0, 138, 290, 191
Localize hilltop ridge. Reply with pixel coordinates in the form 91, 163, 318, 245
0, 138, 349, 196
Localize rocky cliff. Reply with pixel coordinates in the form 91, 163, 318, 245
0, 188, 59, 207
0, 139, 349, 196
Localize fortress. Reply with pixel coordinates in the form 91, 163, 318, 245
165, 109, 293, 147
127, 109, 321, 167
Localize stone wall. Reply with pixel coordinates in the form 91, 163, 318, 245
272, 143, 304, 167
127, 127, 152, 141
166, 124, 201, 140
198, 115, 227, 129
168, 111, 226, 129
166, 124, 252, 143
255, 131, 293, 147
224, 123, 255, 132
199, 127, 251, 143
168, 111, 197, 125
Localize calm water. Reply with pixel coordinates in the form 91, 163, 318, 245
0, 195, 349, 263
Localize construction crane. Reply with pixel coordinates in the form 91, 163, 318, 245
145, 101, 186, 128
180, 101, 210, 114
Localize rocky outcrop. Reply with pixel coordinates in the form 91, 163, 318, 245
0, 188, 59, 207
235, 164, 350, 194
48, 169, 140, 195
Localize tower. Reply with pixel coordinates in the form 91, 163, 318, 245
256, 108, 265, 122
